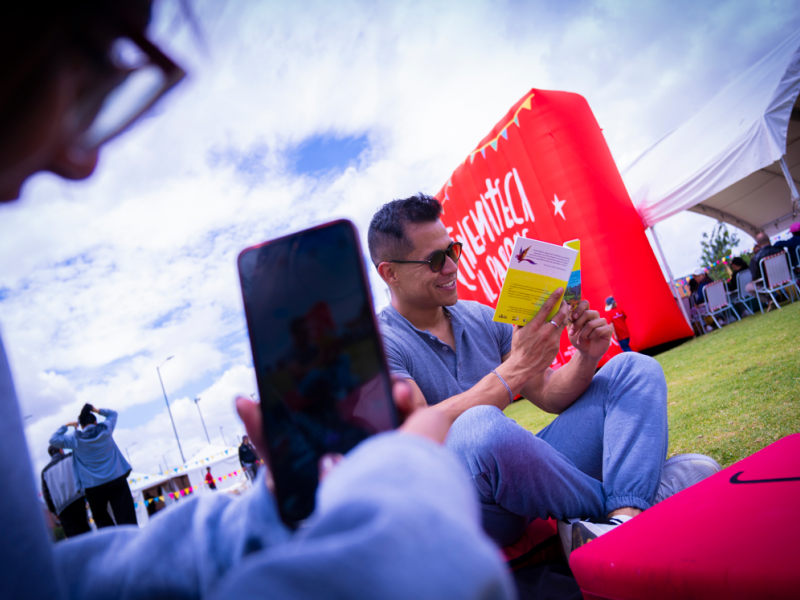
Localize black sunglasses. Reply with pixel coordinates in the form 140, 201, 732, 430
385, 242, 463, 273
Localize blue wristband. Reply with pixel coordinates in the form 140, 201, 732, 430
491, 368, 514, 403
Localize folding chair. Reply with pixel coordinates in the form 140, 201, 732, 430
729, 269, 757, 315
685, 295, 707, 335
702, 280, 740, 329
752, 251, 800, 313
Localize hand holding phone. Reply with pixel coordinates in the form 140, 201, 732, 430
238, 220, 399, 527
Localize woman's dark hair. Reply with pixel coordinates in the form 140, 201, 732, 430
78, 404, 96, 427
731, 256, 748, 270
689, 279, 698, 293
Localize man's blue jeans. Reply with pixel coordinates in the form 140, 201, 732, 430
445, 353, 669, 547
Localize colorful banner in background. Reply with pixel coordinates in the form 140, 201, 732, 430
675, 251, 744, 285
435, 89, 692, 363
133, 470, 244, 508
128, 449, 248, 484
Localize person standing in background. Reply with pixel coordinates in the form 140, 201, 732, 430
604, 296, 632, 352
239, 435, 258, 481
204, 467, 217, 491
49, 404, 137, 527
41, 446, 91, 538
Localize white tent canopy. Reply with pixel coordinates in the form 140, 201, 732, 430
184, 443, 236, 467
623, 29, 800, 237
126, 444, 249, 527
128, 471, 172, 494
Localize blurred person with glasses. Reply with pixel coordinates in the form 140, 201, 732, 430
0, 3, 513, 600
0, 0, 184, 202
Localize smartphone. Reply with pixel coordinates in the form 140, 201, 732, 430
238, 220, 398, 527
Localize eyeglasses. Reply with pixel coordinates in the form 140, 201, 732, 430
72, 27, 186, 151
385, 242, 463, 273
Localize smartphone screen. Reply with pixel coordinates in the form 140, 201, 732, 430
238, 220, 397, 526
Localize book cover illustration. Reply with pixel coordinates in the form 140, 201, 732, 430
563, 239, 581, 312
493, 237, 578, 325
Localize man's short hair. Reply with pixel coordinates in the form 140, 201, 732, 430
78, 404, 96, 428
755, 232, 771, 246
368, 194, 443, 265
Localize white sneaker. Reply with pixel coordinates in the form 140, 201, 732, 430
557, 518, 580, 559
558, 454, 721, 560
558, 515, 633, 559
655, 453, 721, 504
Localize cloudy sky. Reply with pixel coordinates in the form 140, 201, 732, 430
4, 0, 800, 480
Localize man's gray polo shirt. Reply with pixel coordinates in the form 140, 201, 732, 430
378, 301, 513, 405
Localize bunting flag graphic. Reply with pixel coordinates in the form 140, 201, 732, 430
133, 472, 244, 508
127, 450, 247, 484
673, 252, 747, 286
133, 470, 242, 508
436, 89, 692, 364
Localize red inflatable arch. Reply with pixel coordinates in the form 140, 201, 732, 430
435, 89, 691, 367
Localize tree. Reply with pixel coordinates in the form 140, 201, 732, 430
700, 222, 741, 281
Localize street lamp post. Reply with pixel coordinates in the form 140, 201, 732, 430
125, 442, 137, 468
219, 426, 228, 447
157, 356, 185, 464
194, 397, 211, 444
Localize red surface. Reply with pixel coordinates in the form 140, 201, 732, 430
435, 89, 691, 366
570, 434, 800, 599
502, 518, 562, 571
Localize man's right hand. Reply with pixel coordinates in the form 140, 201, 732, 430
505, 288, 569, 381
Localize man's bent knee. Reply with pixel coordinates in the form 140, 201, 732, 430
603, 352, 664, 381
447, 405, 519, 457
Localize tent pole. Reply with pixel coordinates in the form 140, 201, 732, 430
649, 225, 693, 332
779, 156, 799, 214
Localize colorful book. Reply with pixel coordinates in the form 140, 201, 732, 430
492, 237, 579, 325
563, 239, 581, 312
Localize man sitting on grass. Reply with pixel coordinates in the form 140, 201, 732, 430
370, 194, 721, 555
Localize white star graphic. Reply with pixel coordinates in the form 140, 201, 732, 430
552, 194, 566, 220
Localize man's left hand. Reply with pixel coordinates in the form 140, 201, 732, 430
567, 300, 613, 360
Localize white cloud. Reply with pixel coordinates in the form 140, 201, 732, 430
3, 0, 800, 478
114, 364, 257, 474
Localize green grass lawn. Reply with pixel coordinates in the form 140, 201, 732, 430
504, 301, 800, 468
